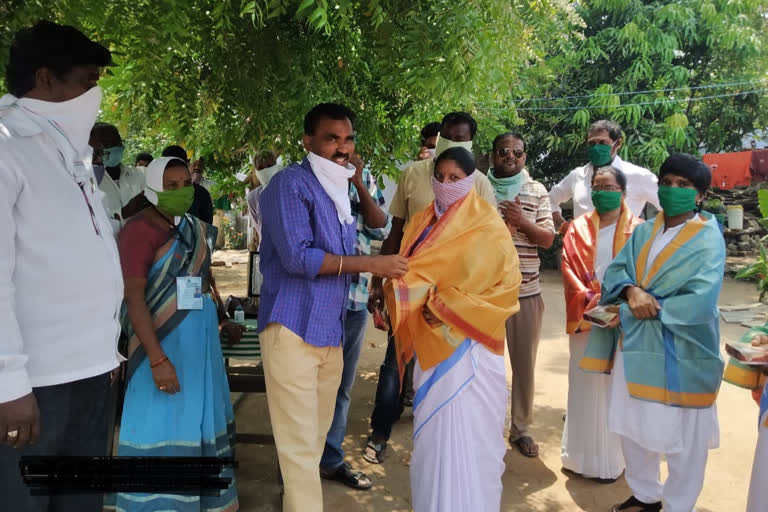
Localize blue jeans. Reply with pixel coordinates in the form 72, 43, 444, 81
320, 308, 368, 470
368, 330, 406, 443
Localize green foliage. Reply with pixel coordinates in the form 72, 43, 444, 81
1, 0, 766, 190
508, 0, 768, 187
736, 189, 768, 301
759, 189, 768, 218
220, 216, 246, 250
0, 0, 578, 179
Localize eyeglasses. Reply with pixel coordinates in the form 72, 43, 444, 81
495, 147, 524, 159
592, 185, 622, 192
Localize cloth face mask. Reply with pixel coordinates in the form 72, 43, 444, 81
487, 168, 524, 202
434, 134, 473, 158
431, 172, 477, 218
590, 190, 622, 213
658, 186, 698, 216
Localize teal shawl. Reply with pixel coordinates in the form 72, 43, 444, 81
581, 212, 725, 408
119, 215, 217, 381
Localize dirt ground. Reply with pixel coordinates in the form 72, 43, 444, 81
213, 258, 762, 512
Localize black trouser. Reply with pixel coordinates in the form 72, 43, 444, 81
0, 371, 115, 512
369, 332, 413, 442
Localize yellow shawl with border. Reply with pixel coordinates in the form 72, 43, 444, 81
384, 188, 521, 381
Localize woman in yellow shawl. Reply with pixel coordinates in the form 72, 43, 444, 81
560, 166, 643, 483
384, 147, 521, 512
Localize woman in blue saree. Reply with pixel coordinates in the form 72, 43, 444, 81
582, 153, 725, 512
114, 157, 239, 512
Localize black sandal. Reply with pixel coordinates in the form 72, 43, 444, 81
611, 496, 662, 512
362, 438, 387, 464
320, 463, 372, 490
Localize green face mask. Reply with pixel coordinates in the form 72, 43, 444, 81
658, 186, 698, 216
591, 190, 622, 213
587, 143, 614, 166
103, 146, 124, 168
155, 186, 194, 216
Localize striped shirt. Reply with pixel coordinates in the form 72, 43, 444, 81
509, 170, 555, 298
348, 167, 392, 311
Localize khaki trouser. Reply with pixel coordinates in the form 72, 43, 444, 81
261, 323, 343, 512
506, 294, 545, 440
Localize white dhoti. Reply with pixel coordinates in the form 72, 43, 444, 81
410, 340, 507, 512
609, 346, 719, 512
747, 401, 768, 512
561, 331, 625, 479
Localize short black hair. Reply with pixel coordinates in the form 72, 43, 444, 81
435, 147, 476, 177
135, 152, 153, 164
162, 145, 189, 163
5, 21, 112, 98
441, 112, 478, 139
588, 120, 623, 142
592, 165, 628, 192
304, 103, 356, 135
492, 132, 526, 152
90, 122, 121, 145
420, 122, 441, 142
659, 153, 711, 195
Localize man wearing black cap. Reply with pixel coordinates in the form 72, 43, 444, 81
0, 21, 123, 512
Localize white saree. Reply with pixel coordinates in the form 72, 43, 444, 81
410, 339, 507, 512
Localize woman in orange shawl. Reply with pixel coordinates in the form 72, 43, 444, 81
560, 166, 644, 482
384, 147, 521, 512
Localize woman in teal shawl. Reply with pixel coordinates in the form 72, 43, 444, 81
582, 153, 725, 512
114, 157, 240, 512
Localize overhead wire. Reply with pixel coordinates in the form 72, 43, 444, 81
475, 78, 768, 104
475, 88, 768, 112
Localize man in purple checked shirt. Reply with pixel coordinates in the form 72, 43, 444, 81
258, 103, 408, 512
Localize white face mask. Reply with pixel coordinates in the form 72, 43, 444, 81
256, 163, 283, 189
306, 152, 356, 225
18, 86, 103, 153
434, 133, 473, 158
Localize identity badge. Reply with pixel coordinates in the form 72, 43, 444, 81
176, 276, 203, 310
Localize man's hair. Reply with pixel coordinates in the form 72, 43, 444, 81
304, 103, 356, 135
435, 147, 476, 176
492, 132, 526, 152
592, 165, 628, 192
441, 112, 478, 139
135, 152, 153, 164
659, 152, 712, 195
420, 122, 441, 142
90, 122, 121, 145
5, 21, 111, 97
588, 120, 623, 142
161, 145, 189, 163
252, 149, 276, 167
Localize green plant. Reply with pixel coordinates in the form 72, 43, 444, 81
735, 190, 768, 301
702, 198, 725, 214
220, 215, 246, 250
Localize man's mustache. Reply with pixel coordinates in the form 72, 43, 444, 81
332, 153, 349, 160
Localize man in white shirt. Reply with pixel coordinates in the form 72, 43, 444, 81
548, 120, 660, 234
90, 122, 146, 234
0, 21, 124, 512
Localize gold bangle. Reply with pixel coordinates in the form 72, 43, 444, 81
337, 256, 343, 277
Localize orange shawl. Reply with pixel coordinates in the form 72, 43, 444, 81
561, 202, 643, 334
384, 189, 521, 381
